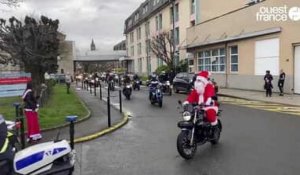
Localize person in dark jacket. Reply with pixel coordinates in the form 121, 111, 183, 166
278, 69, 286, 96
264, 70, 273, 97
22, 82, 42, 142
0, 115, 14, 175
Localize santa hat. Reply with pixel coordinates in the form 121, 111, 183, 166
196, 71, 210, 84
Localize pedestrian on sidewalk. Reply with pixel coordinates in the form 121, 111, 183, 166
22, 82, 42, 142
278, 69, 286, 96
264, 70, 273, 97
65, 72, 72, 94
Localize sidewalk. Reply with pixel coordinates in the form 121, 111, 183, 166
41, 86, 125, 142
219, 88, 300, 106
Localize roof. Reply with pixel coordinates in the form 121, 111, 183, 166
186, 27, 281, 49
74, 50, 127, 62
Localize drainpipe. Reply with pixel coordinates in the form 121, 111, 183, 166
172, 0, 176, 73
225, 42, 229, 88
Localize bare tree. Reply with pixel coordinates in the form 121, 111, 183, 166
150, 31, 175, 70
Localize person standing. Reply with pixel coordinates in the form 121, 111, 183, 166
264, 70, 273, 97
278, 69, 286, 96
65, 72, 72, 94
22, 82, 42, 142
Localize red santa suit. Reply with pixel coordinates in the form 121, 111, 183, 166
184, 71, 218, 125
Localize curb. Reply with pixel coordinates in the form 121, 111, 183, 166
73, 93, 130, 143
41, 88, 91, 133
74, 111, 129, 143
219, 93, 300, 107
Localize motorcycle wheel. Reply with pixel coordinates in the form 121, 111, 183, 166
177, 131, 197, 160
173, 86, 179, 93
210, 127, 221, 145
159, 100, 163, 108
126, 94, 131, 100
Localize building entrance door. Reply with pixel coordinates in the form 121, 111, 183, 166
294, 46, 300, 94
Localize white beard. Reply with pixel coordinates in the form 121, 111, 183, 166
195, 81, 205, 94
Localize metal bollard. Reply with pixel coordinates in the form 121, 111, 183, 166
90, 83, 92, 94
19, 107, 25, 149
107, 87, 111, 127
94, 83, 96, 96
66, 115, 77, 150
99, 82, 102, 100
13, 103, 25, 149
119, 90, 122, 113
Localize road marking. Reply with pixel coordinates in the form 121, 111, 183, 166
220, 97, 300, 116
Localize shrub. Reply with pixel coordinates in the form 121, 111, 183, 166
155, 65, 171, 74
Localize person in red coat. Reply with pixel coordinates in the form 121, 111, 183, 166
22, 82, 42, 142
183, 71, 219, 126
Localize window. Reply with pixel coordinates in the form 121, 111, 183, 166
170, 4, 179, 24
145, 39, 151, 54
175, 27, 179, 45
156, 14, 162, 31
191, 0, 195, 14
159, 14, 162, 30
230, 46, 238, 72
143, 4, 148, 14
157, 58, 163, 67
135, 13, 139, 21
145, 21, 150, 37
130, 32, 134, 43
138, 58, 142, 73
175, 4, 179, 22
137, 27, 141, 40
171, 27, 180, 45
128, 19, 132, 27
138, 43, 142, 55
197, 48, 226, 73
153, 0, 160, 6
131, 46, 134, 56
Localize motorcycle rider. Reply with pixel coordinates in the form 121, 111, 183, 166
133, 74, 140, 81
183, 71, 219, 139
158, 71, 168, 83
148, 74, 160, 100
0, 115, 13, 175
123, 72, 131, 85
133, 73, 140, 89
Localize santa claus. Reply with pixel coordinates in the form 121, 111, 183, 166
183, 71, 218, 126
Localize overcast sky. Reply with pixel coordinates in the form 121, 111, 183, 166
0, 0, 141, 53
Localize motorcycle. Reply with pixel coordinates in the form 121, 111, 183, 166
133, 80, 140, 91
0, 116, 77, 175
161, 81, 172, 96
149, 84, 163, 107
123, 84, 132, 100
108, 79, 115, 91
5, 120, 21, 152
176, 101, 222, 159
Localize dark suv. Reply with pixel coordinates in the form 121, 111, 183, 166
172, 72, 195, 93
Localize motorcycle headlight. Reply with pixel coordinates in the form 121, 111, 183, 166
182, 111, 191, 121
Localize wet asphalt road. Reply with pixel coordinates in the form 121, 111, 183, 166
75, 87, 300, 175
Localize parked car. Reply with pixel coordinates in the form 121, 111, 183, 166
49, 73, 66, 84
172, 72, 194, 93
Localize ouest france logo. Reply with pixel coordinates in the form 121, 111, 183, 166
256, 5, 300, 22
